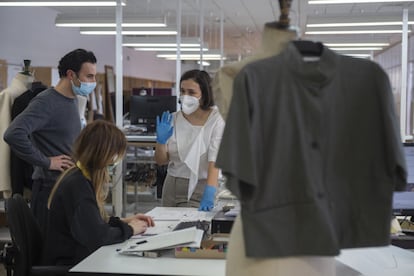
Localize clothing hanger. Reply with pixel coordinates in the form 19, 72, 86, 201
31, 81, 45, 90
292, 40, 323, 57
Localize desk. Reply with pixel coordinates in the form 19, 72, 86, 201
70, 207, 414, 276
337, 245, 414, 276
71, 243, 225, 276
71, 207, 220, 275
391, 233, 414, 249
70, 245, 414, 276
70, 244, 414, 276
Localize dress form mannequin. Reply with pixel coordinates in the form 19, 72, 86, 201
226, 216, 336, 276
212, 19, 296, 120
219, 2, 336, 275
0, 60, 34, 198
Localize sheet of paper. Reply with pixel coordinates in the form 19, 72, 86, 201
224, 206, 240, 217
131, 221, 180, 238
145, 207, 214, 221
120, 227, 204, 253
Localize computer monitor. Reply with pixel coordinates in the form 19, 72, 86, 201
403, 143, 414, 190
393, 143, 414, 216
110, 93, 129, 120
129, 95, 177, 132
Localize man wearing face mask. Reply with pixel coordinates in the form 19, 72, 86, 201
4, 48, 97, 234
154, 69, 225, 211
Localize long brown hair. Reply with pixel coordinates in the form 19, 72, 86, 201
48, 120, 127, 221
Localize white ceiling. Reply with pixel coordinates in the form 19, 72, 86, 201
50, 0, 414, 61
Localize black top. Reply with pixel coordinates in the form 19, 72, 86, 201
43, 169, 133, 265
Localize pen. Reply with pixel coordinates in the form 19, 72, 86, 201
136, 240, 148, 245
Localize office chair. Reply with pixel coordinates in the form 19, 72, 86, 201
4, 194, 70, 276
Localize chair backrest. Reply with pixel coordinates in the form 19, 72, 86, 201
6, 194, 44, 276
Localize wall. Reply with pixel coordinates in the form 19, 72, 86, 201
0, 7, 185, 84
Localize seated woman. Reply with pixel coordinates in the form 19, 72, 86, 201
43, 120, 154, 266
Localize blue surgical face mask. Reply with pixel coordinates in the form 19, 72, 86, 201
71, 79, 96, 97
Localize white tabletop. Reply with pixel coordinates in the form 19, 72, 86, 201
71, 207, 223, 275
70, 207, 414, 275
70, 244, 414, 276
337, 245, 414, 276
70, 242, 225, 276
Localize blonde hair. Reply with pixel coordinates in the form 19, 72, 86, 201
48, 120, 127, 221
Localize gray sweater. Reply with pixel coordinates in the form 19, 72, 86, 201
216, 42, 406, 258
4, 88, 81, 186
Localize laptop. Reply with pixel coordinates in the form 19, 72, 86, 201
392, 143, 414, 216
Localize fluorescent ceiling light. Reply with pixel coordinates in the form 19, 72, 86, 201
197, 61, 211, 66
158, 53, 223, 60
306, 24, 412, 34
135, 48, 208, 52
123, 37, 201, 47
165, 57, 224, 61
308, 21, 414, 27
329, 47, 382, 51
80, 27, 177, 35
127, 43, 200, 47
309, 0, 414, 4
306, 30, 411, 34
306, 14, 414, 29
324, 43, 389, 47
58, 22, 166, 27
344, 54, 372, 58
55, 15, 166, 27
0, 0, 125, 6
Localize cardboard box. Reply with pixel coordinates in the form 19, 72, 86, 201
175, 234, 229, 259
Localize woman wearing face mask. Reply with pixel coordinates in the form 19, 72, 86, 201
43, 120, 154, 266
155, 69, 225, 211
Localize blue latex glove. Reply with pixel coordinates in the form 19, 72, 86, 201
156, 111, 173, 144
199, 185, 217, 211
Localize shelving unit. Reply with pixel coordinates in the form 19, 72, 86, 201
121, 136, 162, 216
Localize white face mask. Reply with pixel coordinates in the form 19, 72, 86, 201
180, 95, 200, 115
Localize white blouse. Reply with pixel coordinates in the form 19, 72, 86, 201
167, 107, 225, 198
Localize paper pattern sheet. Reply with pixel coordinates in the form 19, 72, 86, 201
146, 207, 215, 221
119, 227, 204, 253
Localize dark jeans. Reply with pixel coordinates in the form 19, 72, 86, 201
31, 179, 53, 237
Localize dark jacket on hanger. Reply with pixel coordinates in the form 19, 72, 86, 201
216, 41, 406, 258
10, 82, 47, 195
